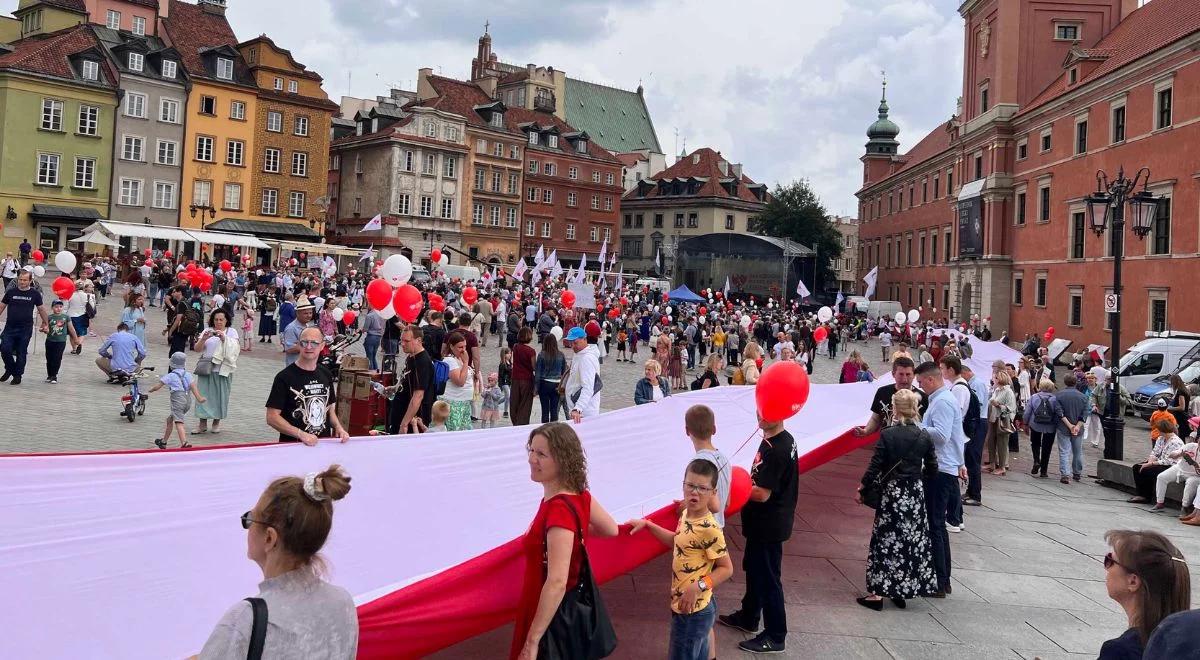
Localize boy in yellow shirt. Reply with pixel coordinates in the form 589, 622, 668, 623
628, 459, 732, 660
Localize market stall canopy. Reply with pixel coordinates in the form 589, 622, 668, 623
83, 220, 195, 242
68, 230, 120, 247
269, 240, 361, 257
184, 229, 270, 250
665, 285, 705, 303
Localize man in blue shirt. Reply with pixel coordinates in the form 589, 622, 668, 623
96, 322, 147, 380
915, 360, 968, 597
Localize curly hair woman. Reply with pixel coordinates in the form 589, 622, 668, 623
512, 422, 619, 660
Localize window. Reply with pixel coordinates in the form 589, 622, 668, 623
77, 105, 98, 135
931, 234, 938, 264
528, 159, 538, 174
118, 178, 142, 206
566, 224, 576, 240
542, 222, 551, 238
216, 57, 234, 81
106, 10, 120, 29
192, 180, 211, 206
1152, 197, 1171, 255
422, 153, 435, 175
576, 140, 588, 153
419, 196, 432, 217
635, 214, 644, 228
606, 173, 614, 186
122, 135, 144, 161
161, 60, 177, 79
725, 215, 735, 230
526, 220, 535, 236
1157, 88, 1173, 130
1112, 105, 1126, 143
1035, 275, 1047, 307
441, 198, 455, 219
36, 153, 59, 185
687, 213, 698, 228
1069, 68, 1078, 85
980, 84, 989, 113
82, 60, 99, 81
527, 187, 538, 202
604, 197, 613, 211
490, 112, 504, 129
273, 77, 283, 91
922, 180, 928, 204
654, 213, 663, 228
1069, 291, 1083, 327
919, 234, 926, 265
223, 183, 242, 210
199, 96, 216, 115
128, 53, 143, 72
283, 191, 303, 218
973, 154, 983, 180
1017, 139, 1028, 160
424, 121, 437, 138
1151, 298, 1168, 333
567, 191, 577, 207
493, 142, 504, 157
261, 189, 278, 215
122, 93, 146, 119
591, 195, 600, 210
1039, 184, 1051, 222
444, 125, 459, 142
73, 157, 95, 189
20, 8, 42, 34
1013, 275, 1023, 305
267, 111, 282, 132
568, 166, 578, 180
474, 168, 485, 190
509, 173, 518, 194
947, 170, 954, 194
623, 214, 632, 228
402, 151, 414, 172
544, 163, 556, 176
226, 139, 244, 166
592, 171, 600, 183
288, 80, 298, 94
528, 132, 539, 145
291, 152, 308, 176
1040, 128, 1052, 152
443, 156, 456, 178
945, 230, 952, 262
159, 98, 179, 124
674, 213, 684, 228
1015, 191, 1027, 225
1071, 211, 1085, 258
397, 193, 410, 215
543, 189, 552, 203
506, 208, 517, 227
1055, 23, 1080, 40
547, 134, 558, 148
472, 203, 484, 225
491, 172, 501, 192
352, 198, 361, 214
589, 226, 598, 242
153, 182, 176, 209
510, 146, 520, 159
263, 148, 280, 173
1075, 120, 1088, 155
294, 116, 309, 136
132, 16, 146, 36
489, 206, 499, 226
476, 139, 487, 154
230, 101, 245, 121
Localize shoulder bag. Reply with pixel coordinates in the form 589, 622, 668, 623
244, 597, 267, 660
538, 499, 617, 660
861, 432, 927, 509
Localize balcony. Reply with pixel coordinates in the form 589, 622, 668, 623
533, 92, 556, 113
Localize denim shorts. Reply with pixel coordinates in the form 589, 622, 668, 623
669, 597, 716, 660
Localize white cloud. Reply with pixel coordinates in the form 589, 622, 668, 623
224, 0, 964, 216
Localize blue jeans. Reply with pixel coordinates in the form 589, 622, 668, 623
538, 380, 560, 422
924, 472, 957, 592
669, 598, 715, 660
363, 334, 381, 371
0, 324, 33, 377
1057, 428, 1084, 477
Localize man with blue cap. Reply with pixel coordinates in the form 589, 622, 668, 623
563, 325, 602, 422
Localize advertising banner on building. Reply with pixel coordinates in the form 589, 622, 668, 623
957, 179, 985, 259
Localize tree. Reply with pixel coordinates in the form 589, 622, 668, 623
750, 180, 844, 294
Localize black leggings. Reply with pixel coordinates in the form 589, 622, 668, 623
1031, 430, 1056, 474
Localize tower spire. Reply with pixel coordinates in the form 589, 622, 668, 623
865, 71, 900, 156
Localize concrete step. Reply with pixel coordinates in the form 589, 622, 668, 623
1097, 459, 1190, 507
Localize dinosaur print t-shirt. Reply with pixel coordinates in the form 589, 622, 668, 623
670, 510, 728, 614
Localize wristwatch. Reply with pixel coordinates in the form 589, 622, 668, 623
697, 577, 709, 592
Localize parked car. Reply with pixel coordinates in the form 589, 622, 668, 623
1116, 331, 1200, 395
410, 265, 431, 284
1130, 341, 1200, 419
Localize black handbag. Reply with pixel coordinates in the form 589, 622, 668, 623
861, 435, 925, 509
537, 499, 617, 660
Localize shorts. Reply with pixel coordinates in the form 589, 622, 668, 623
169, 390, 191, 423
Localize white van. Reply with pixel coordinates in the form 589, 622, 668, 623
1116, 331, 1200, 393
634, 277, 672, 293
845, 296, 870, 313
867, 300, 903, 322
437, 264, 482, 282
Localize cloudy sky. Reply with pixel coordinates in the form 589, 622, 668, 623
223, 0, 966, 216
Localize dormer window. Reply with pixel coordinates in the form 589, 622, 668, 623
528, 131, 539, 146
128, 53, 143, 72
547, 134, 558, 148
1069, 68, 1078, 85
82, 60, 99, 81
575, 140, 587, 154
216, 57, 234, 81
161, 60, 177, 79
489, 112, 504, 128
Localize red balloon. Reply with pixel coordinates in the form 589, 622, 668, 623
725, 467, 752, 516
198, 281, 211, 293
31, 249, 45, 263
698, 306, 707, 315
289, 258, 298, 266
462, 286, 479, 306
143, 259, 153, 268
178, 272, 191, 284
596, 303, 605, 314
663, 292, 670, 301
715, 291, 723, 299
620, 296, 629, 306
219, 259, 232, 272
431, 248, 442, 263
428, 292, 446, 311
366, 279, 392, 310
755, 357, 764, 370
143, 248, 152, 257
560, 290, 576, 308
755, 361, 811, 423
813, 326, 829, 343
186, 263, 197, 272
607, 308, 619, 319
662, 316, 669, 324
163, 250, 172, 259
392, 284, 423, 322
342, 310, 358, 326
51, 276, 75, 300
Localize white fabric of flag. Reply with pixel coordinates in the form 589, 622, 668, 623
532, 267, 542, 285
795, 279, 811, 299
359, 244, 376, 262
513, 258, 527, 280
534, 244, 545, 267
362, 213, 382, 231
565, 265, 575, 284
550, 260, 563, 280
547, 250, 557, 271
836, 291, 845, 308
655, 248, 661, 272
723, 276, 730, 298
615, 267, 623, 292
597, 239, 606, 269
863, 266, 879, 299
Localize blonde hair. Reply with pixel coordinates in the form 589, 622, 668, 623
705, 353, 724, 373
994, 370, 1012, 387
743, 342, 763, 361
1038, 379, 1055, 393
644, 359, 662, 376
430, 400, 451, 424
892, 389, 921, 423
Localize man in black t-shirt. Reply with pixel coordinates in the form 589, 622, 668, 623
720, 413, 798, 654
854, 356, 929, 437
265, 326, 350, 444
387, 324, 436, 434
0, 270, 49, 384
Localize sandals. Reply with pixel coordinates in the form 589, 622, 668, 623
154, 438, 167, 450
179, 442, 192, 449
192, 428, 208, 435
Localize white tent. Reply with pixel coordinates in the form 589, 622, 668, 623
68, 230, 120, 247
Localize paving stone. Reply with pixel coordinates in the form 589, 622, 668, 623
880, 639, 1024, 659
951, 569, 1111, 612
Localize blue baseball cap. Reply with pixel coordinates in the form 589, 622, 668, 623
565, 327, 586, 341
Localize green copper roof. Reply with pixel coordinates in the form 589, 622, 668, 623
564, 77, 662, 154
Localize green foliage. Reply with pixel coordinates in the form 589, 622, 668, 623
750, 180, 844, 292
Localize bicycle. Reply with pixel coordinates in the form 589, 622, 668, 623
114, 366, 155, 423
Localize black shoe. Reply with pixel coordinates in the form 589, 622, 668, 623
890, 597, 907, 609
1039, 470, 1048, 478
738, 634, 785, 654
963, 497, 982, 506
0, 372, 9, 382
945, 583, 953, 595
1073, 474, 1082, 482
10, 376, 21, 385
154, 438, 167, 449
1030, 466, 1040, 476
927, 591, 947, 599
717, 612, 758, 634
856, 596, 883, 611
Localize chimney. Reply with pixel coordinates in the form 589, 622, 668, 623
692, 154, 700, 165
158, 0, 170, 18
732, 164, 743, 179
199, 0, 227, 16
718, 160, 728, 176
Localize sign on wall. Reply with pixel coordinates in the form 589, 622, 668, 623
957, 179, 985, 259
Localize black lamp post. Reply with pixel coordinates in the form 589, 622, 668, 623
1084, 166, 1160, 461
189, 203, 216, 230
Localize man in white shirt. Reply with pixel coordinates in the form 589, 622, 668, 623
564, 326, 602, 422
1, 252, 18, 289
878, 329, 892, 362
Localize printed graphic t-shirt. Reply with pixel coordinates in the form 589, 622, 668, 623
266, 363, 334, 442
670, 510, 728, 614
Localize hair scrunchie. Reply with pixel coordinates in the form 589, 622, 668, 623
303, 472, 330, 503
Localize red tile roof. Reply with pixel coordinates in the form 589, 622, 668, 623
890, 121, 955, 176
121, 0, 161, 8
0, 25, 109, 84
622, 147, 767, 204
28, 0, 87, 13
160, 0, 239, 81
616, 153, 644, 167
1020, 0, 1200, 116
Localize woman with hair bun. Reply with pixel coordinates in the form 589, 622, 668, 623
197, 465, 358, 659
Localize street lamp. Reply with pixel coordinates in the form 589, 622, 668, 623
1084, 166, 1159, 461
189, 203, 216, 230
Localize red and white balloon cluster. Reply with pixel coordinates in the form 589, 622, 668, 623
364, 254, 422, 322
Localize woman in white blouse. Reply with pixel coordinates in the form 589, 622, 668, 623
441, 330, 476, 431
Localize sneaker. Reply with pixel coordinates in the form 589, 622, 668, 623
10, 376, 21, 385
49, 378, 57, 384
962, 497, 982, 506
1030, 466, 1040, 476
738, 634, 786, 654
946, 523, 962, 533
0, 372, 9, 383
1060, 477, 1071, 484
717, 612, 758, 635
1091, 441, 1100, 448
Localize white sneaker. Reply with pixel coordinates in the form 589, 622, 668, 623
946, 523, 962, 533
1091, 441, 1100, 448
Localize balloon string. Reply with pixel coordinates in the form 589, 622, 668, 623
732, 427, 763, 459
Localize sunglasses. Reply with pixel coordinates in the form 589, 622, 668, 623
240, 511, 270, 530
297, 339, 323, 349
1103, 552, 1129, 572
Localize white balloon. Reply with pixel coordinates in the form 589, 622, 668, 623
894, 311, 907, 324
740, 314, 751, 325
54, 250, 76, 273
32, 265, 45, 277
331, 307, 345, 321
376, 301, 396, 320
255, 269, 263, 277
379, 254, 413, 288
907, 309, 921, 324
668, 314, 673, 322
550, 326, 563, 341
438, 253, 449, 266
817, 306, 833, 323
666, 306, 673, 315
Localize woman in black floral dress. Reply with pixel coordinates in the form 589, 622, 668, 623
855, 389, 939, 610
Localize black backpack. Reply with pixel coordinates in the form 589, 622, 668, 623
1033, 396, 1055, 426
955, 382, 981, 434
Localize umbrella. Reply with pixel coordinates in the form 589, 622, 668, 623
68, 230, 120, 248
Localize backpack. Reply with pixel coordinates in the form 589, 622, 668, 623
731, 366, 746, 386
433, 360, 450, 396
178, 306, 202, 335
955, 381, 981, 434
1033, 395, 1055, 426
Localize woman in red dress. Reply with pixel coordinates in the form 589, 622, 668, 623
511, 422, 619, 660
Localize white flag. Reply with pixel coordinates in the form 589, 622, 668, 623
565, 265, 575, 283
655, 248, 661, 273
358, 244, 376, 262
534, 244, 545, 267
550, 260, 563, 280
513, 258, 528, 280
532, 267, 542, 286
578, 252, 587, 276
723, 276, 730, 299
863, 266, 879, 299
835, 291, 845, 308
547, 250, 557, 271
615, 267, 623, 292
361, 213, 382, 231
795, 279, 811, 299
597, 239, 607, 269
